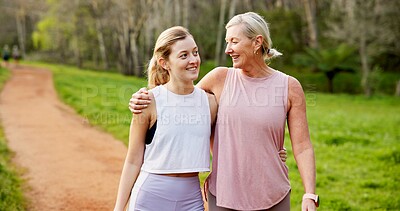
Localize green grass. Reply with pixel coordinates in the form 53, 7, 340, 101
286, 94, 400, 210
0, 67, 26, 210
27, 62, 400, 210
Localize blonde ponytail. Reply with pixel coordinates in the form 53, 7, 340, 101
264, 48, 283, 60
147, 57, 170, 89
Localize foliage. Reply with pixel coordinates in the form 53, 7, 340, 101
32, 0, 98, 66
32, 18, 62, 51
293, 44, 359, 92
260, 8, 305, 68
1, 0, 400, 79
325, 0, 400, 95
0, 67, 26, 210
28, 62, 400, 210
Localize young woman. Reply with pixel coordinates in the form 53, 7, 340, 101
113, 26, 217, 211
129, 12, 318, 211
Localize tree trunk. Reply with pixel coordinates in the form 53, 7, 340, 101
127, 0, 154, 76
163, 0, 173, 27
395, 80, 400, 97
73, 0, 83, 68
118, 20, 130, 74
143, 19, 153, 66
130, 37, 140, 76
276, 0, 289, 10
174, 0, 181, 25
15, 8, 26, 58
302, 0, 318, 48
90, 0, 109, 70
74, 36, 82, 68
228, 0, 237, 21
95, 19, 109, 70
220, 0, 237, 65
215, 0, 227, 66
182, 0, 189, 28
326, 71, 335, 93
359, 33, 371, 97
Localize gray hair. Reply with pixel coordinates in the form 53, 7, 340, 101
226, 12, 282, 60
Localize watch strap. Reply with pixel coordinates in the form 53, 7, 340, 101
303, 193, 319, 207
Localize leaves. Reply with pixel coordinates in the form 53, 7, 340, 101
294, 44, 358, 73
293, 44, 359, 92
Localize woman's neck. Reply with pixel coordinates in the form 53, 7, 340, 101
241, 63, 274, 78
164, 81, 194, 95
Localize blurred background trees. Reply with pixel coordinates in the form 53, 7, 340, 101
0, 0, 399, 95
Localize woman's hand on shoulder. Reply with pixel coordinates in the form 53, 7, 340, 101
129, 87, 151, 114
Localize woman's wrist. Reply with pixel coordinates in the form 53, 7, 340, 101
303, 193, 319, 207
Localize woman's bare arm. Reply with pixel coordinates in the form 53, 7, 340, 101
287, 76, 317, 211
114, 93, 155, 211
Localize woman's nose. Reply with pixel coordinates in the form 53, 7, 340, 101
189, 54, 199, 64
225, 43, 232, 54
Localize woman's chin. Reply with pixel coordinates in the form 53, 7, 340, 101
232, 62, 241, 68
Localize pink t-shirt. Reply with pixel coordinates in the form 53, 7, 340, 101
208, 68, 291, 210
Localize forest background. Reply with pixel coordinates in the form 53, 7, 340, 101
1, 0, 400, 96
0, 0, 400, 210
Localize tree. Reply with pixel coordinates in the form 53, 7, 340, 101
214, 0, 227, 66
0, 0, 45, 57
302, 0, 318, 48
293, 44, 358, 93
326, 0, 400, 96
89, 0, 111, 69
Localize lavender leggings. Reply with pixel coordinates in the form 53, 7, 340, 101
128, 171, 204, 211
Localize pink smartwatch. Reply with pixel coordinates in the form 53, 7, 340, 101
303, 193, 319, 207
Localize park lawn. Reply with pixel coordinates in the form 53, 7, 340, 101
0, 67, 26, 210
30, 62, 400, 210
287, 94, 400, 210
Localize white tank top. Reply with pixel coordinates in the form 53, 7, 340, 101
141, 85, 211, 174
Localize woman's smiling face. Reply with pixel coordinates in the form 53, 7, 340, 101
166, 36, 201, 83
225, 24, 255, 69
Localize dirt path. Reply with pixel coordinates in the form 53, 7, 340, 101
0, 66, 128, 210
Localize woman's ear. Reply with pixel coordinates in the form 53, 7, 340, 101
158, 57, 169, 70
253, 35, 263, 52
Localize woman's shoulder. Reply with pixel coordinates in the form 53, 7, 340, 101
206, 66, 229, 80
287, 75, 305, 107
287, 75, 302, 89
272, 69, 301, 87
147, 86, 159, 101
197, 67, 229, 93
